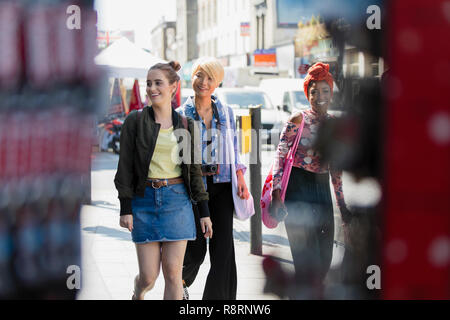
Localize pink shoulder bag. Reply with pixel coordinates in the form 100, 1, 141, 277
261, 117, 304, 228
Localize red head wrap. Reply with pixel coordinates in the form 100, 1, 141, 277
303, 62, 334, 99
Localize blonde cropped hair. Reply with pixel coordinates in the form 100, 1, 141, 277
191, 57, 224, 86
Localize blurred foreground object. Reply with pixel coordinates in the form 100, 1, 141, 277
0, 0, 106, 299
315, 0, 450, 299
264, 0, 449, 299
380, 0, 449, 299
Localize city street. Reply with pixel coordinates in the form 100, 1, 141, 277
78, 150, 290, 299
76, 148, 380, 300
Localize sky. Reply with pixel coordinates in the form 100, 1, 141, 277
94, 0, 176, 50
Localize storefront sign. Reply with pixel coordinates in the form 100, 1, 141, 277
294, 21, 329, 57
253, 48, 277, 67
240, 22, 250, 37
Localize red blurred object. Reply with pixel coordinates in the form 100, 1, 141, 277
383, 0, 450, 299
172, 80, 181, 109
128, 79, 143, 113
262, 256, 292, 298
298, 63, 310, 75
0, 1, 22, 89
302, 62, 333, 99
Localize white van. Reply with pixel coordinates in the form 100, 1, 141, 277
259, 78, 305, 111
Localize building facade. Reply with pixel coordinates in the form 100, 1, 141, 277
250, 0, 298, 77
176, 0, 199, 64
189, 0, 384, 85
196, 0, 218, 58
215, 0, 252, 68
150, 20, 176, 61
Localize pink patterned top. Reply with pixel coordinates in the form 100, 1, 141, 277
273, 109, 346, 209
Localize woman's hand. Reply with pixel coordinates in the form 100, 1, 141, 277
270, 189, 286, 219
236, 170, 250, 200
120, 215, 133, 232
200, 217, 213, 239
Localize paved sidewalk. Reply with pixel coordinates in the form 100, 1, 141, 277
76, 152, 295, 300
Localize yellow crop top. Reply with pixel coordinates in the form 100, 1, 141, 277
148, 127, 182, 179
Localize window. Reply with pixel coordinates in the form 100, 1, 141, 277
283, 92, 290, 105
202, 4, 206, 29
283, 92, 291, 112
207, 1, 210, 27
213, 0, 217, 24
222, 92, 273, 109
347, 49, 360, 77
214, 39, 218, 57
368, 54, 380, 77
293, 91, 309, 109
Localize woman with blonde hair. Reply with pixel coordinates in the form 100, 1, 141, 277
115, 61, 212, 300
177, 57, 249, 300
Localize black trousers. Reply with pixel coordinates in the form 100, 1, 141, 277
284, 167, 335, 299
182, 177, 237, 300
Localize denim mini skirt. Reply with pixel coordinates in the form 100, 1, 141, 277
131, 182, 196, 244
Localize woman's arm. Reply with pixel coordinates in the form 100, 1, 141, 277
330, 168, 345, 207
330, 167, 352, 224
186, 116, 213, 237
236, 169, 250, 199
186, 117, 210, 217
114, 111, 138, 216
272, 113, 303, 191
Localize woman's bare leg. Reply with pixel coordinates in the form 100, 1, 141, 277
161, 241, 188, 300
134, 242, 161, 300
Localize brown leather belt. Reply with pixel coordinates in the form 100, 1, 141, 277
146, 177, 184, 189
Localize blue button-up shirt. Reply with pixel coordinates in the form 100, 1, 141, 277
176, 95, 247, 188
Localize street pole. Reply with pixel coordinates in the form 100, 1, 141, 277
249, 105, 262, 256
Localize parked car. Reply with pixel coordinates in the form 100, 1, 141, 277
214, 87, 284, 145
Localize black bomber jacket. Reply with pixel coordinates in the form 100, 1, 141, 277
114, 106, 210, 218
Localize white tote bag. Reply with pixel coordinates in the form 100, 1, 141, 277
223, 105, 255, 220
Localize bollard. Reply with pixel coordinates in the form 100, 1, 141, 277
236, 114, 252, 154
249, 105, 262, 256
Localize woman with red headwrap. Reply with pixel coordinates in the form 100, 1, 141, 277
270, 62, 351, 299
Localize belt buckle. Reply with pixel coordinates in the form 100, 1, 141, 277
151, 179, 168, 189
151, 180, 161, 189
